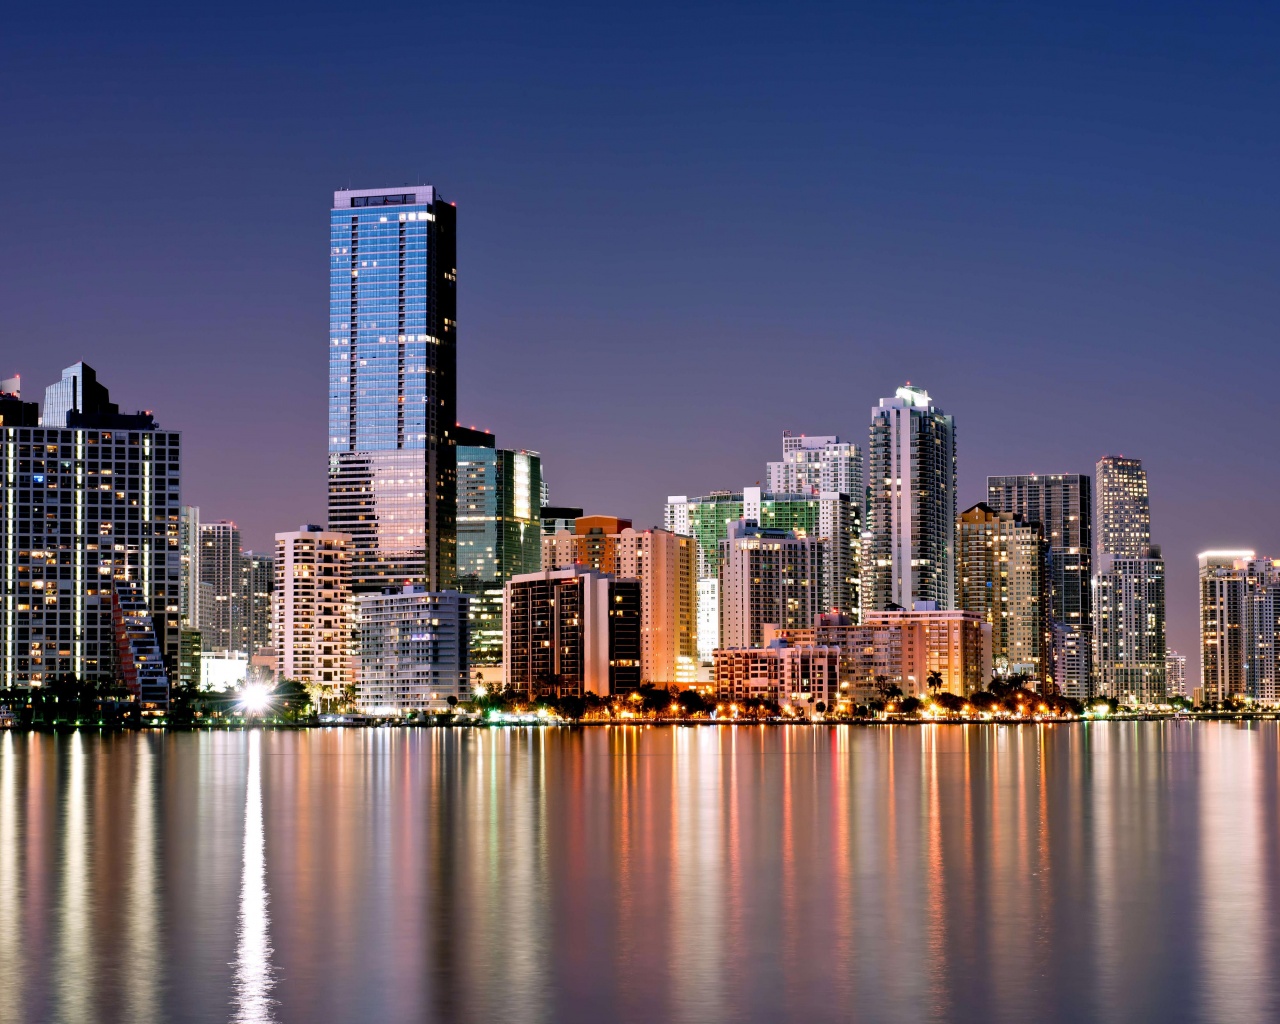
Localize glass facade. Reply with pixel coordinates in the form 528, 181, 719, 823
456, 444, 542, 665
328, 186, 457, 591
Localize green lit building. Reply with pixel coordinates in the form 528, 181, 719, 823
456, 428, 543, 665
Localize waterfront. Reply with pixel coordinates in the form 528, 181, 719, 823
2, 722, 1279, 1023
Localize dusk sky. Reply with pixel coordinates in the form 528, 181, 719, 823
3, 1, 1278, 668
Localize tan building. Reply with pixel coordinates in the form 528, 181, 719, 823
958, 503, 1048, 682
718, 520, 825, 650
543, 519, 697, 685
274, 526, 353, 702
713, 642, 839, 714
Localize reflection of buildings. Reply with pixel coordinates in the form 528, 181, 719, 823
356, 585, 469, 713
455, 428, 542, 667
0, 363, 181, 688
543, 517, 696, 685
504, 566, 640, 697
327, 185, 458, 592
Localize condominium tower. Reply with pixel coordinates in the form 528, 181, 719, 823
1198, 552, 1280, 704
766, 433, 863, 508
0, 364, 181, 689
327, 186, 458, 592
866, 385, 957, 612
274, 526, 352, 701
1095, 456, 1150, 560
1095, 548, 1166, 703
718, 520, 826, 650
986, 473, 1092, 698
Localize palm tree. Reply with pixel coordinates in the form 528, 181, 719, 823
927, 670, 944, 697
874, 674, 890, 701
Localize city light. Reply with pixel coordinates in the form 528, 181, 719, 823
239, 683, 272, 716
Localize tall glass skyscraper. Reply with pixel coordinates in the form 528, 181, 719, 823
328, 186, 458, 592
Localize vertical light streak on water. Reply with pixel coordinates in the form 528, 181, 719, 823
1201, 726, 1265, 1024
55, 732, 92, 1024
0, 733, 23, 1023
232, 730, 275, 1023
1089, 724, 1123, 1024
669, 726, 724, 1024
125, 738, 158, 1024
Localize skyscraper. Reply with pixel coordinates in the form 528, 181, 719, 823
199, 521, 242, 654
275, 526, 352, 701
719, 520, 826, 649
957, 503, 1048, 681
1095, 547, 1166, 704
766, 433, 863, 507
178, 505, 201, 629
986, 473, 1093, 699
455, 428, 543, 665
327, 185, 458, 592
1096, 456, 1151, 560
866, 385, 957, 612
0, 364, 180, 689
241, 551, 274, 655
1197, 552, 1280, 705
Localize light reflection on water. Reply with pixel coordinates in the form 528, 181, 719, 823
1, 723, 1279, 1024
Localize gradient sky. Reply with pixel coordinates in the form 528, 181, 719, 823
3, 1, 1278, 671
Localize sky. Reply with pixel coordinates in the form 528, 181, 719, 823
3, 0, 1278, 671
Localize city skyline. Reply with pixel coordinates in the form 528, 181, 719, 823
5, 3, 1280, 682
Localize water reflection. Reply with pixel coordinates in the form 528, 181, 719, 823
232, 730, 275, 1023
3, 724, 1280, 1023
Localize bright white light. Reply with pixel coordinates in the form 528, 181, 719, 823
239, 684, 272, 715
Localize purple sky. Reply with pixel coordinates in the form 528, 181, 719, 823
3, 1, 1279, 672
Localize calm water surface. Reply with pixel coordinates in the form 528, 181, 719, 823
2, 722, 1279, 1024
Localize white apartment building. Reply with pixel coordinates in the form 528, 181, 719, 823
356, 586, 469, 714
274, 526, 352, 699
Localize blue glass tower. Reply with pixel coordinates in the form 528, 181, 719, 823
327, 186, 458, 591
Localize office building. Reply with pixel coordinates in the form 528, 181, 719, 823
274, 526, 353, 700
111, 579, 171, 710
0, 363, 181, 688
504, 566, 641, 698
1094, 547, 1167, 704
456, 428, 543, 666
543, 519, 697, 684
355, 585, 469, 714
540, 505, 583, 536
327, 185, 458, 592
766, 433, 863, 507
1165, 650, 1187, 697
1096, 456, 1151, 560
987, 473, 1093, 698
866, 385, 957, 612
199, 521, 243, 654
957, 503, 1049, 681
718, 520, 825, 650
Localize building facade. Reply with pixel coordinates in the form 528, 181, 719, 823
327, 185, 458, 592
866, 385, 957, 612
198, 521, 243, 654
1197, 552, 1280, 705
957, 503, 1048, 681
0, 364, 181, 688
1095, 456, 1151, 561
987, 473, 1093, 699
766, 433, 863, 508
242, 551, 274, 655
503, 566, 641, 698
1094, 548, 1167, 704
1165, 650, 1187, 697
111, 579, 171, 710
543, 521, 697, 684
355, 586, 469, 714
274, 526, 353, 700
718, 520, 825, 650
455, 428, 543, 666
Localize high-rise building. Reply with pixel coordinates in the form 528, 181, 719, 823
543, 520, 697, 684
0, 363, 181, 688
667, 488, 860, 659
766, 433, 863, 507
986, 473, 1093, 698
112, 579, 171, 711
1096, 456, 1151, 560
178, 505, 201, 629
1197, 552, 1280, 705
718, 520, 825, 650
355, 585, 469, 714
1094, 547, 1166, 704
178, 629, 202, 690
327, 185, 458, 593
504, 566, 641, 698
456, 428, 543, 666
199, 521, 242, 654
866, 385, 957, 612
274, 526, 353, 699
1165, 650, 1188, 697
242, 551, 274, 655
957, 503, 1049, 681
